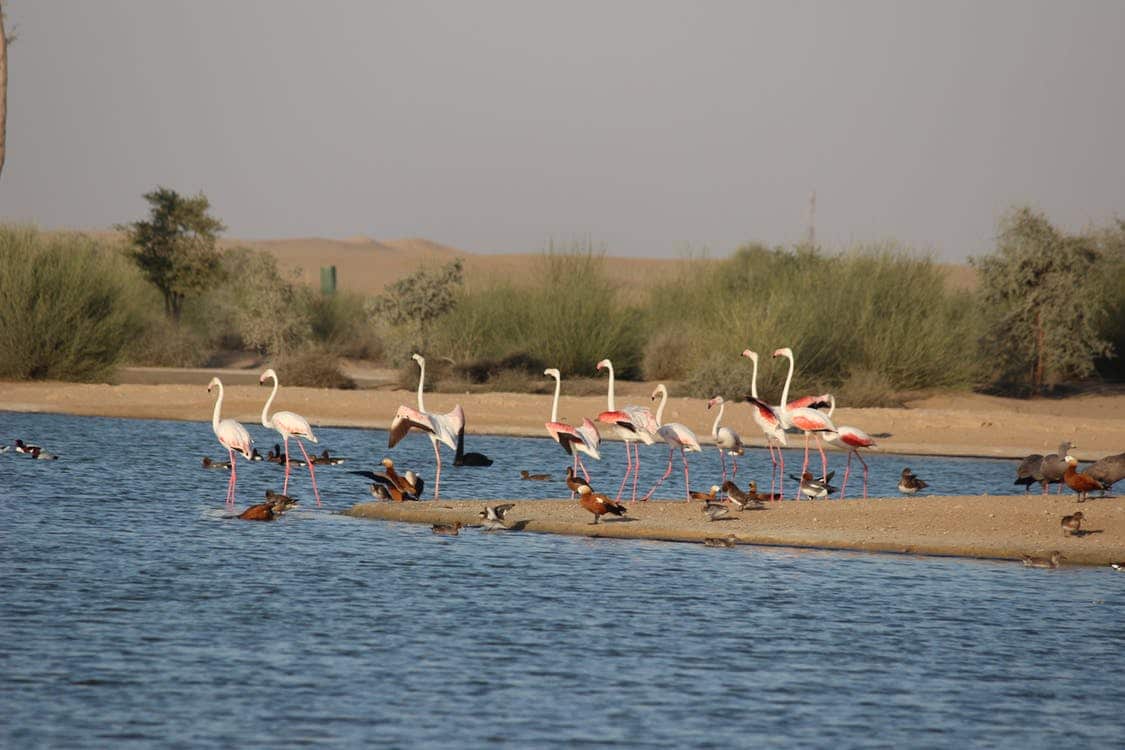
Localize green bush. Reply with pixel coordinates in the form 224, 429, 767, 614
308, 290, 383, 360
0, 226, 144, 380
271, 345, 356, 389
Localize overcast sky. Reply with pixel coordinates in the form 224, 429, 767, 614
1, 1, 1122, 260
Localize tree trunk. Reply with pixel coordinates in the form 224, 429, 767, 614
0, 6, 8, 181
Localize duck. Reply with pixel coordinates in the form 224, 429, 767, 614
520, 470, 551, 481
266, 444, 286, 464
703, 534, 737, 548
1013, 452, 1044, 493
479, 503, 515, 530
349, 458, 422, 501
238, 490, 300, 521
1111, 562, 1124, 572
14, 439, 42, 455
310, 449, 347, 466
248, 447, 265, 461
1083, 451, 1124, 497
898, 468, 928, 495
720, 481, 763, 511
202, 456, 232, 470
453, 427, 493, 467
0, 445, 8, 453
1061, 511, 1085, 536
1020, 551, 1063, 569
29, 446, 59, 461
689, 485, 720, 502
432, 522, 462, 536
1039, 441, 1074, 494
791, 471, 837, 499
369, 483, 392, 501
746, 480, 783, 502
577, 484, 628, 525
702, 501, 731, 521
1063, 455, 1104, 503
565, 466, 592, 497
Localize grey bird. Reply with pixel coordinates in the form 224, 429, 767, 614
478, 503, 516, 530
1039, 441, 1074, 494
1084, 451, 1125, 496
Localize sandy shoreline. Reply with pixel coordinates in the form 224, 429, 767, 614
344, 495, 1125, 566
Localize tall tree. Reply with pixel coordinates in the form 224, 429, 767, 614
118, 187, 226, 323
972, 206, 1114, 392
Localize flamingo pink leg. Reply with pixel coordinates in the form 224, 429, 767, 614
615, 442, 634, 501
226, 446, 237, 505
680, 448, 691, 501
431, 438, 443, 500
840, 451, 854, 500
632, 443, 643, 502
798, 432, 812, 499
855, 451, 870, 499
717, 447, 728, 482
643, 447, 675, 500
293, 439, 322, 507
282, 436, 292, 495
815, 434, 829, 483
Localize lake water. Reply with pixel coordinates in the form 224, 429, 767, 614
2, 411, 1123, 748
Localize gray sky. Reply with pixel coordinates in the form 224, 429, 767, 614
1, 1, 1123, 260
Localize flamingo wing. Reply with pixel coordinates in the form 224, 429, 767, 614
272, 410, 317, 442
218, 419, 253, 459
430, 405, 465, 451
789, 407, 836, 433
576, 418, 602, 459
786, 394, 832, 411
389, 405, 436, 448
839, 427, 876, 449
547, 421, 582, 455
658, 423, 702, 451
597, 410, 638, 433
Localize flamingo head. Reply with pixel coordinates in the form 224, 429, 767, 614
650, 384, 667, 401
707, 396, 723, 409
412, 353, 425, 366
259, 368, 277, 386
544, 368, 560, 379
772, 347, 792, 359
741, 349, 758, 364
207, 377, 221, 393
596, 358, 611, 372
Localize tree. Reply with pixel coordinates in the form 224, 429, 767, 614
972, 206, 1114, 392
118, 187, 225, 323
367, 259, 463, 350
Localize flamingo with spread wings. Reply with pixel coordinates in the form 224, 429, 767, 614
543, 368, 601, 493
388, 354, 464, 500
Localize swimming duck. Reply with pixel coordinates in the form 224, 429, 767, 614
432, 522, 462, 536
1061, 511, 1085, 537
266, 444, 286, 464
453, 427, 493, 467
29, 447, 59, 461
689, 485, 720, 502
238, 490, 300, 521
703, 534, 737, 548
702, 501, 731, 521
720, 481, 764, 511
14, 439, 42, 455
1111, 563, 1124, 572
1020, 551, 1063, 569
791, 471, 837, 499
577, 485, 628, 525
1063, 455, 1104, 503
202, 456, 232, 470
310, 449, 347, 466
898, 468, 928, 495
248, 447, 265, 461
479, 503, 515, 530
520, 470, 551, 481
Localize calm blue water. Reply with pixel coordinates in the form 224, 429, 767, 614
2, 411, 1123, 748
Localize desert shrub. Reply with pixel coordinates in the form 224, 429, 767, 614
270, 345, 356, 389
308, 290, 383, 360
127, 316, 212, 367
642, 326, 696, 381
0, 226, 144, 380
455, 351, 546, 384
833, 368, 902, 408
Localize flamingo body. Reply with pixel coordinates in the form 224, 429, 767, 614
389, 354, 465, 500
596, 358, 658, 501
207, 377, 253, 506
260, 368, 323, 506
645, 384, 701, 501
544, 368, 601, 488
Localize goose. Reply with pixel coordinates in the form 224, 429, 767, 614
1084, 451, 1125, 496
689, 485, 720, 502
1014, 452, 1045, 493
1039, 441, 1074, 494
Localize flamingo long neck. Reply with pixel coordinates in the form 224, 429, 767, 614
711, 401, 724, 438
416, 358, 426, 412
828, 394, 836, 418
655, 386, 668, 425
605, 362, 616, 411
749, 356, 759, 400
261, 374, 278, 428
550, 373, 561, 422
211, 382, 224, 433
779, 351, 794, 408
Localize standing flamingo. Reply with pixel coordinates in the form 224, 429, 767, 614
388, 353, 465, 500
595, 358, 658, 502
822, 395, 877, 499
706, 396, 743, 482
772, 347, 836, 496
643, 384, 702, 501
259, 368, 322, 507
207, 377, 253, 506
740, 349, 789, 498
543, 368, 601, 493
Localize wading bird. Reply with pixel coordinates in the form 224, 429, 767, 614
207, 377, 254, 506
259, 368, 322, 507
543, 368, 601, 485
741, 350, 789, 498
707, 396, 744, 482
388, 354, 464, 501
644, 384, 702, 501
772, 347, 835, 496
596, 358, 658, 502
822, 396, 878, 499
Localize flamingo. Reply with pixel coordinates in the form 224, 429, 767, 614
595, 358, 658, 502
206, 377, 253, 506
643, 384, 702, 501
259, 368, 323, 507
740, 350, 789, 498
706, 396, 743, 482
544, 368, 601, 493
388, 353, 464, 500
772, 347, 836, 496
822, 395, 877, 499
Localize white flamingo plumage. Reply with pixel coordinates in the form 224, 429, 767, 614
543, 368, 601, 494
741, 349, 789, 498
772, 347, 836, 497
706, 396, 743, 482
388, 354, 465, 500
644, 384, 702, 501
822, 395, 877, 499
259, 368, 322, 507
595, 358, 658, 502
207, 377, 253, 506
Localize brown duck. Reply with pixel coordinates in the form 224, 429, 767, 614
1061, 511, 1085, 536
1063, 456, 1104, 503
577, 485, 628, 524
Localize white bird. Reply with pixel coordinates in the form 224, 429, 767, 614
706, 395, 744, 482
644, 384, 702, 501
741, 350, 789, 499
259, 368, 322, 507
596, 358, 658, 502
772, 348, 836, 498
207, 377, 253, 505
478, 502, 516, 530
388, 353, 465, 500
822, 395, 878, 499
544, 367, 601, 494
